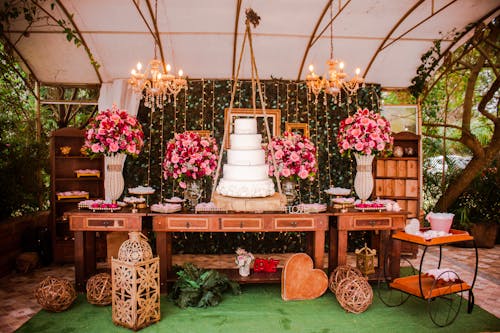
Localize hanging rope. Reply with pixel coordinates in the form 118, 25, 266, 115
211, 8, 282, 199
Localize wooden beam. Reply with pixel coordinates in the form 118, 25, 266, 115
363, 0, 426, 78
296, 0, 351, 81
53, 0, 103, 83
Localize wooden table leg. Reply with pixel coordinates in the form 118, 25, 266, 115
390, 236, 401, 279
337, 230, 348, 266
312, 231, 325, 269
73, 231, 85, 292
305, 232, 313, 259
328, 224, 339, 274
156, 232, 168, 293
84, 231, 96, 279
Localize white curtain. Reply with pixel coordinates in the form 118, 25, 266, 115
98, 79, 141, 116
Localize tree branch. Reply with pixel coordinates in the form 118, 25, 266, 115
477, 76, 500, 123
422, 132, 462, 142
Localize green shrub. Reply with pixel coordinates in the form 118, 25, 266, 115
0, 140, 50, 219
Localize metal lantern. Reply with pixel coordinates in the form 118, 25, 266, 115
112, 232, 160, 330
355, 243, 376, 275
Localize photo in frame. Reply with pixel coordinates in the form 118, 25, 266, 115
380, 105, 419, 134
285, 122, 310, 139
224, 108, 281, 148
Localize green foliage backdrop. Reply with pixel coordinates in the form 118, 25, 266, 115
125, 79, 380, 254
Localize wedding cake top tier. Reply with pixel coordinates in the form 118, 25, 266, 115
234, 118, 257, 134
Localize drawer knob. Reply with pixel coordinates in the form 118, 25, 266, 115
240, 222, 244, 228
186, 222, 190, 228
369, 221, 376, 226
291, 221, 297, 226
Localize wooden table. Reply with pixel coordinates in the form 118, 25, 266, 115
67, 209, 145, 291
152, 212, 329, 292
328, 209, 408, 280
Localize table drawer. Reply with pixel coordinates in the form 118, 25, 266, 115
219, 218, 263, 230
354, 218, 391, 229
274, 217, 315, 230
167, 217, 210, 230
86, 218, 126, 229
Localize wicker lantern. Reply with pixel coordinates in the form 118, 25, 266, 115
355, 243, 376, 276
112, 232, 160, 331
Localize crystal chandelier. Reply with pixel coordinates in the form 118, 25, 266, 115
128, 1, 187, 109
129, 49, 187, 109
306, 4, 364, 103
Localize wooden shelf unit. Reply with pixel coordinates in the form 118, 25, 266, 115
374, 132, 421, 220
50, 127, 105, 263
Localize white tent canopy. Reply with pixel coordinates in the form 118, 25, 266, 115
2, 0, 499, 88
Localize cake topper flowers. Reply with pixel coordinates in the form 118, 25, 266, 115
267, 132, 317, 181
163, 131, 219, 188
337, 108, 393, 156
82, 105, 144, 158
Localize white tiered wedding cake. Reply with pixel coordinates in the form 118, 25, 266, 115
216, 118, 275, 198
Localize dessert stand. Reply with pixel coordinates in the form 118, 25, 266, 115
128, 186, 155, 209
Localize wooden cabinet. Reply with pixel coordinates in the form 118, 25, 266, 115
374, 132, 421, 220
50, 128, 105, 263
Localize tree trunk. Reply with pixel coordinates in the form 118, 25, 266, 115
436, 136, 500, 211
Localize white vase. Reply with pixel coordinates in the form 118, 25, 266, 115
354, 153, 374, 202
104, 153, 126, 202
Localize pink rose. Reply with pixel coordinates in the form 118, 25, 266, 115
298, 168, 309, 179
91, 143, 102, 153
282, 168, 291, 178
275, 149, 284, 159
179, 181, 186, 189
354, 142, 364, 151
290, 152, 300, 162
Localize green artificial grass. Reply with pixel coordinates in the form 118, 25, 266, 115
18, 284, 499, 333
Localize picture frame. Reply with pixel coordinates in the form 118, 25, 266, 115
224, 108, 281, 148
285, 122, 310, 139
186, 130, 212, 138
380, 104, 419, 134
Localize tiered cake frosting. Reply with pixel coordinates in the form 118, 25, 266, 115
216, 118, 275, 198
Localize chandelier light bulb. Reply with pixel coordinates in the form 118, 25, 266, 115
166, 64, 171, 72
136, 62, 142, 71
308, 64, 315, 73
355, 68, 361, 75
178, 69, 183, 77
339, 62, 345, 71
131, 69, 136, 75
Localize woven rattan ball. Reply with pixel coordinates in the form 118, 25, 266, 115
34, 276, 76, 312
336, 276, 373, 314
329, 265, 363, 294
86, 273, 112, 306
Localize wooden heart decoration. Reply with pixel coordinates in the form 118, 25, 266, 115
281, 253, 328, 301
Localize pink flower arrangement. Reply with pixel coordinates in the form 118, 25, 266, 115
163, 132, 219, 188
337, 108, 393, 156
266, 132, 317, 181
82, 105, 144, 158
